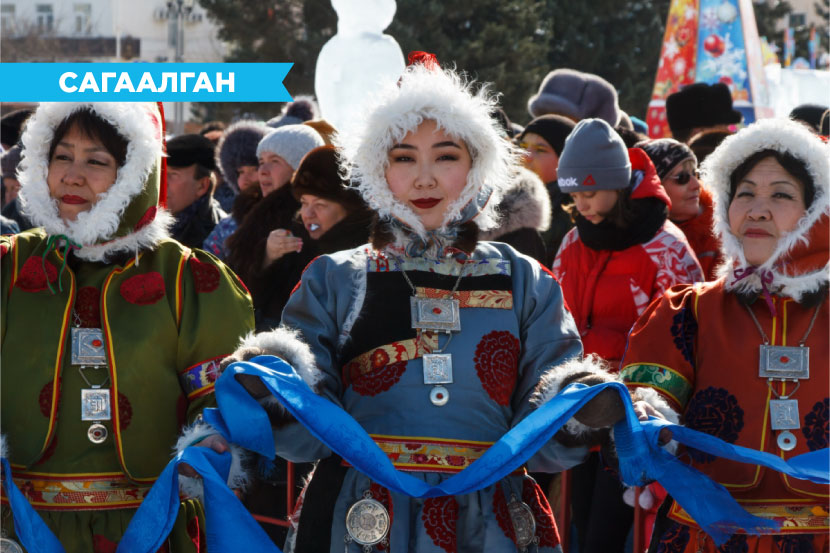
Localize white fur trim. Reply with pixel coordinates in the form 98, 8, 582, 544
623, 485, 656, 509
0, 434, 7, 459
480, 166, 552, 240
339, 256, 368, 349
333, 65, 521, 245
531, 353, 615, 405
632, 386, 681, 455
701, 118, 830, 300
240, 327, 321, 388
17, 103, 168, 259
174, 421, 252, 500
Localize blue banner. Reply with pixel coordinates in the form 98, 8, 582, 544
0, 63, 292, 102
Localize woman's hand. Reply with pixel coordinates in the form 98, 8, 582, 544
264, 229, 302, 266
633, 400, 673, 445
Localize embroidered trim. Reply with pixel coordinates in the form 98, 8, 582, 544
366, 251, 511, 277
668, 500, 829, 532
342, 335, 439, 384
340, 434, 526, 475
621, 363, 692, 409
415, 287, 513, 309
178, 356, 224, 400
2, 471, 153, 511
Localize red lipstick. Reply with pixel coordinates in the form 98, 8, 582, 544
411, 198, 441, 209
62, 195, 87, 204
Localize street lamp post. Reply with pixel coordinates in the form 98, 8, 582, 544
167, 0, 194, 135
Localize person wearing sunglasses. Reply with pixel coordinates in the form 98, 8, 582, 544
639, 138, 723, 280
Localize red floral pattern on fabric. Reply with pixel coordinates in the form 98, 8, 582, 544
133, 206, 158, 231
493, 483, 517, 544
349, 360, 407, 397
0, 243, 8, 257
38, 380, 54, 417
522, 478, 559, 547
75, 286, 101, 327
34, 435, 58, 465
118, 392, 133, 430
189, 257, 220, 293
93, 534, 118, 553
16, 256, 58, 292
422, 496, 458, 553
369, 483, 393, 551
120, 272, 165, 305
474, 331, 520, 405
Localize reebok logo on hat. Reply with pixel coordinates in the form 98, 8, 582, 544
583, 175, 596, 186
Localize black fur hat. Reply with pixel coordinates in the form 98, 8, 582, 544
666, 82, 742, 135
290, 145, 364, 213
216, 120, 269, 190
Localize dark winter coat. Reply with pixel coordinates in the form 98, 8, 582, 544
479, 167, 551, 264
170, 194, 227, 249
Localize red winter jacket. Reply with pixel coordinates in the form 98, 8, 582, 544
552, 149, 704, 367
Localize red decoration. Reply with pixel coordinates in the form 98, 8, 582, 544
189, 257, 220, 293
493, 483, 516, 543
38, 380, 54, 417
583, 175, 596, 186
474, 331, 520, 405
16, 256, 58, 293
187, 516, 204, 550
780, 356, 790, 363
75, 286, 101, 327
422, 496, 458, 553
0, 243, 8, 257
704, 34, 725, 57
369, 483, 394, 551
93, 535, 118, 553
433, 307, 442, 314
118, 391, 133, 430
407, 51, 440, 69
349, 360, 407, 397
134, 206, 158, 231
522, 478, 559, 547
34, 434, 59, 465
120, 272, 166, 305
92, 339, 103, 347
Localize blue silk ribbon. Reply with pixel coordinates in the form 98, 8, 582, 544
1, 458, 66, 553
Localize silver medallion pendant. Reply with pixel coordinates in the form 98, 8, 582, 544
87, 423, 108, 444
0, 537, 24, 553
410, 297, 461, 332
777, 430, 797, 451
430, 386, 449, 406
71, 327, 108, 366
507, 497, 537, 549
345, 497, 390, 547
423, 353, 453, 385
81, 388, 111, 422
758, 345, 809, 380
769, 399, 800, 430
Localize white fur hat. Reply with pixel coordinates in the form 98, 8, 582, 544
701, 118, 829, 300
333, 64, 520, 240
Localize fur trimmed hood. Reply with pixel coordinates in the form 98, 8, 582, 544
700, 118, 829, 301
480, 167, 551, 240
17, 102, 172, 262
333, 64, 521, 254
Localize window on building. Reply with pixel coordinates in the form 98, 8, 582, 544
74, 3, 91, 35
1, 4, 15, 34
789, 12, 806, 28
36, 4, 53, 32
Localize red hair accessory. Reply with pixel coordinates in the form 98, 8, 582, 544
407, 51, 440, 70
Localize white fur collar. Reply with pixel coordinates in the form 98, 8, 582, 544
333, 65, 520, 248
480, 166, 551, 240
700, 118, 829, 300
18, 103, 170, 262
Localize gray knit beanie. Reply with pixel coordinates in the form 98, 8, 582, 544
557, 118, 631, 193
527, 69, 621, 127
256, 125, 325, 170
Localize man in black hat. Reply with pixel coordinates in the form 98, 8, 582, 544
166, 134, 227, 248
666, 82, 742, 143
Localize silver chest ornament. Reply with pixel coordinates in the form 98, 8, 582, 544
508, 495, 538, 550
344, 491, 390, 552
72, 326, 111, 444
0, 537, 24, 553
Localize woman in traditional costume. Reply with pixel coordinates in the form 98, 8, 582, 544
0, 103, 254, 552
621, 118, 829, 552
215, 59, 616, 552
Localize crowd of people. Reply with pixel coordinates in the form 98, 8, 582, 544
0, 54, 827, 553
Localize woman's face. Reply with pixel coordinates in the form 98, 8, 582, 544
236, 165, 260, 192
662, 158, 701, 222
520, 132, 560, 183
47, 124, 118, 222
258, 152, 293, 197
570, 189, 619, 224
728, 157, 807, 266
300, 194, 348, 239
385, 119, 472, 231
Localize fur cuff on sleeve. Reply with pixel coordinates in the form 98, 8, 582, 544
239, 327, 321, 388
532, 354, 620, 442
1, 434, 7, 459
631, 387, 681, 455
173, 421, 252, 501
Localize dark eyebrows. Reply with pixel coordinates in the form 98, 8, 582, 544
389, 141, 463, 151
55, 140, 110, 155
739, 178, 799, 189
